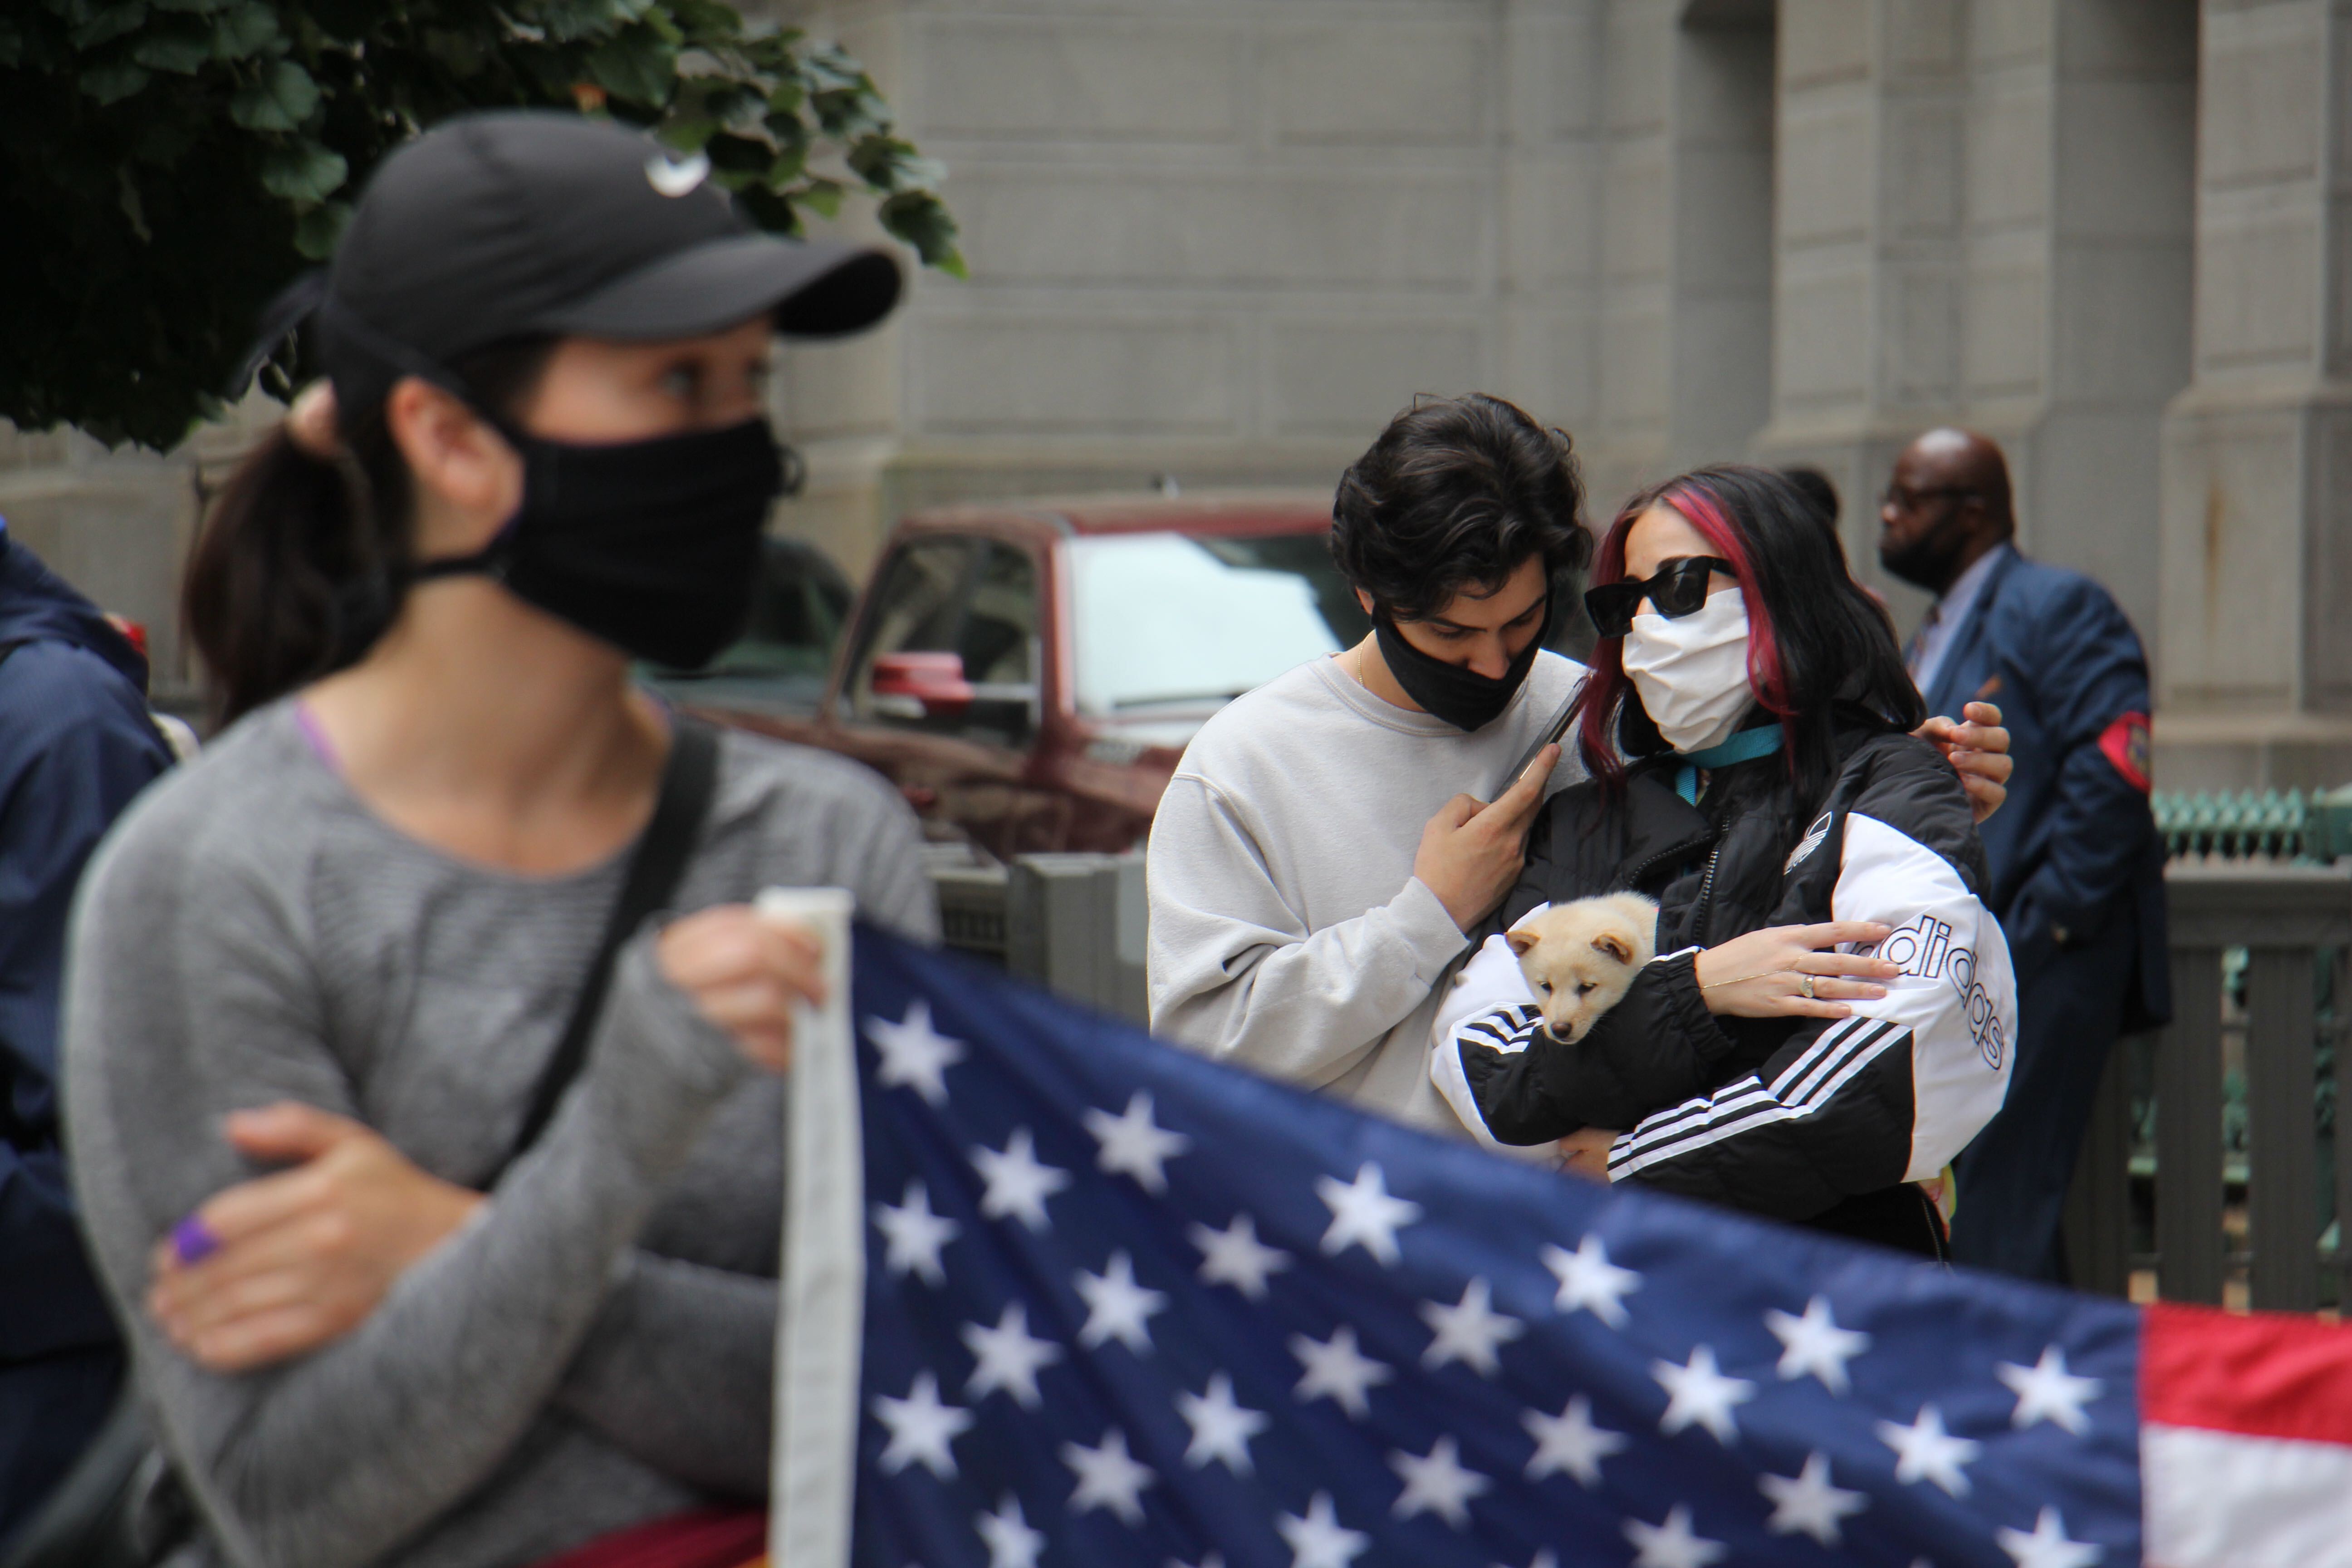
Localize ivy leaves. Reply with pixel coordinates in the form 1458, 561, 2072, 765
2, 0, 962, 447
231, 59, 319, 131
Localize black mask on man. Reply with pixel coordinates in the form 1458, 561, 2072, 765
415, 418, 789, 669
1879, 507, 1975, 594
1373, 597, 1552, 733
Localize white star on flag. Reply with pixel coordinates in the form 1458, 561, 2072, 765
1083, 1090, 1191, 1194
867, 999, 963, 1105
1541, 1234, 1640, 1327
970, 1126, 1070, 1231
1190, 1212, 1290, 1299
1877, 1402, 1981, 1496
1289, 1323, 1393, 1419
872, 1371, 971, 1479
1315, 1162, 1421, 1266
960, 1302, 1063, 1409
872, 1179, 958, 1285
1387, 1435, 1491, 1528
975, 1493, 1044, 1568
1764, 1294, 1871, 1394
1175, 1372, 1269, 1474
1276, 1491, 1369, 1568
1061, 1426, 1156, 1525
1522, 1393, 1628, 1486
1419, 1276, 1525, 1376
1624, 1504, 1726, 1568
1759, 1450, 1867, 1545
1996, 1345, 2102, 1434
1075, 1249, 1168, 1352
1996, 1506, 2103, 1568
1652, 1344, 1755, 1444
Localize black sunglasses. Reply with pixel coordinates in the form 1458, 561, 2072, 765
1583, 556, 1736, 638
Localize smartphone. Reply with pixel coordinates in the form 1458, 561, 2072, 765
1493, 697, 1577, 800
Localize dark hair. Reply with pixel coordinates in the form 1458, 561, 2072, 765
1779, 465, 1840, 530
1328, 394, 1591, 622
185, 340, 556, 726
1573, 463, 1924, 811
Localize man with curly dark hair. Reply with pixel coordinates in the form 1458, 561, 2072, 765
1145, 395, 1593, 1134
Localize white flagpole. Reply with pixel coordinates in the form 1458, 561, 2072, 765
758, 887, 861, 1568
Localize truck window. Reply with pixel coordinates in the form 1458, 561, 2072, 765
956, 544, 1042, 748
846, 538, 1041, 749
846, 539, 973, 725
1066, 531, 1369, 718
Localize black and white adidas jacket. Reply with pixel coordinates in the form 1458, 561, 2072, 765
1431, 723, 2015, 1244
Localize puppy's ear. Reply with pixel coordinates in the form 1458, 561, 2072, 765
1590, 931, 1634, 965
1506, 929, 1539, 957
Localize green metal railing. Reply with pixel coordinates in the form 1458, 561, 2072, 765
2064, 865, 2351, 1311
2154, 786, 2352, 862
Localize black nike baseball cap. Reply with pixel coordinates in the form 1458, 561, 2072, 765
308, 110, 901, 408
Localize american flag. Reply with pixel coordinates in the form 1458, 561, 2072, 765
764, 911, 2352, 1568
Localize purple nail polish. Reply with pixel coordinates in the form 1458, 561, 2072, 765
172, 1215, 220, 1266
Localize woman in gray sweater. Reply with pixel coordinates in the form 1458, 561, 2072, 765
64, 113, 929, 1568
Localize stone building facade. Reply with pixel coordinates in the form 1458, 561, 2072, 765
3, 0, 2344, 788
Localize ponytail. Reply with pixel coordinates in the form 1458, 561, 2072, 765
183, 424, 406, 728
183, 338, 555, 727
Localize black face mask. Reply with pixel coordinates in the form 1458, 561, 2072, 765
1373, 597, 1552, 733
416, 418, 789, 669
1879, 508, 1974, 593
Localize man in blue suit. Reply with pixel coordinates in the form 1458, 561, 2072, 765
0, 519, 175, 1548
1879, 429, 2170, 1281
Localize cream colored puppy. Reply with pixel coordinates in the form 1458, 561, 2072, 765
1505, 892, 1661, 1043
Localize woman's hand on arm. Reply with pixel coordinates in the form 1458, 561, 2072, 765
1913, 701, 2012, 824
148, 1103, 483, 1372
142, 906, 823, 1377
1692, 921, 1896, 1020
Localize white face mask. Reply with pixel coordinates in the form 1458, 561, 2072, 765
1621, 587, 1755, 754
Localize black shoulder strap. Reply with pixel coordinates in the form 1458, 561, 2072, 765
487, 718, 723, 1185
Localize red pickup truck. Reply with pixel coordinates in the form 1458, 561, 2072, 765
673, 492, 1367, 857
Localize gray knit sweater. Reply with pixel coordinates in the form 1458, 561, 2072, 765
62, 703, 936, 1568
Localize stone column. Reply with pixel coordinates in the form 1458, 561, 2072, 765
1573, 0, 1777, 509
1758, 0, 2196, 652
1667, 0, 1778, 474
1751, 0, 1969, 622
1576, 0, 1676, 508
1492, 0, 1610, 466
1973, 1, 2195, 645
2156, 0, 2352, 789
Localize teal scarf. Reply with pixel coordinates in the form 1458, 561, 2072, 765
1673, 722, 1784, 804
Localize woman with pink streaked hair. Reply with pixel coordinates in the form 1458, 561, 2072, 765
1432, 464, 2018, 1260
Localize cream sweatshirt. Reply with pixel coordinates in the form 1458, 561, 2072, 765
1145, 650, 1587, 1136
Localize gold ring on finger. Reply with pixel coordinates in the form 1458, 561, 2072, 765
1798, 973, 1816, 1000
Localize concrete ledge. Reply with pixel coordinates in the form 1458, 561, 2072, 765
2152, 709, 2352, 792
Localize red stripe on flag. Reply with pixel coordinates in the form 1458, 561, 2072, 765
526, 1509, 766, 1568
2142, 1299, 2352, 1447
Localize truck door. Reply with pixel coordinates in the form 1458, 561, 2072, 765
839, 538, 1061, 858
